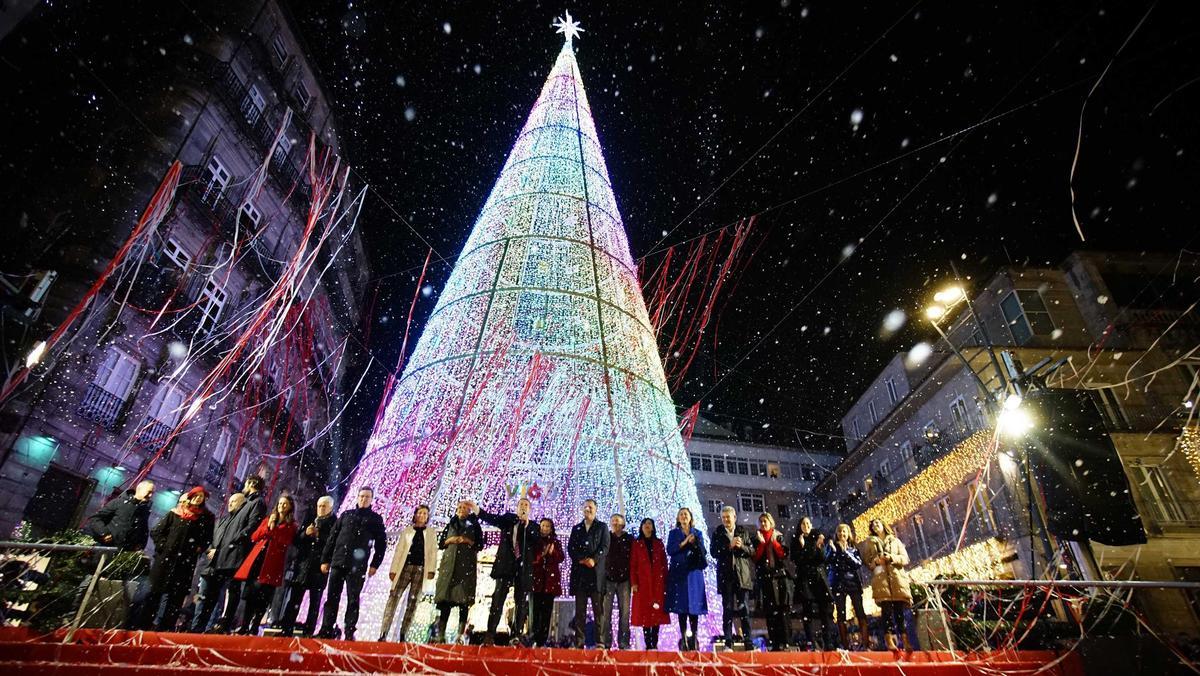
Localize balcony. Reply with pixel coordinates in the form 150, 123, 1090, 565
77, 384, 129, 432
132, 419, 175, 458
204, 458, 226, 487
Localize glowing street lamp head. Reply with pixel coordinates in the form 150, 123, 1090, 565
997, 396, 1034, 438
925, 304, 946, 320
25, 340, 47, 368
933, 285, 966, 305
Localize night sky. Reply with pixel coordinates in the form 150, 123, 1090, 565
292, 2, 1199, 462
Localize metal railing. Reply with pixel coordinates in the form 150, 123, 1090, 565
0, 540, 121, 642
76, 385, 128, 431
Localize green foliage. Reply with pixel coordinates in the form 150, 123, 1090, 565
0, 529, 145, 631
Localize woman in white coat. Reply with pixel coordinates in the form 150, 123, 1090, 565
378, 504, 439, 641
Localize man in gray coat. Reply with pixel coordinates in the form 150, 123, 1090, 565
191, 492, 246, 632
210, 476, 266, 632
710, 505, 755, 650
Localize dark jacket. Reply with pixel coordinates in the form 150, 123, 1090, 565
148, 508, 215, 590
322, 506, 387, 574
567, 519, 609, 596
710, 524, 755, 592
477, 508, 540, 582
789, 529, 832, 603
605, 531, 633, 583
531, 535, 565, 596
826, 542, 864, 595
82, 490, 151, 552
225, 491, 267, 558
203, 506, 247, 574
289, 511, 335, 588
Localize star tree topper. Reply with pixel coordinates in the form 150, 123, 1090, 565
553, 11, 584, 44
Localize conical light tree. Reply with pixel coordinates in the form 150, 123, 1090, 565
349, 14, 718, 642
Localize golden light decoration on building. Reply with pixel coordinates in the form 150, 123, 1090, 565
1180, 426, 1200, 479
908, 537, 1011, 583
852, 429, 998, 536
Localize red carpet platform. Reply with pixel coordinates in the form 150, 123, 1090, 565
0, 628, 1085, 675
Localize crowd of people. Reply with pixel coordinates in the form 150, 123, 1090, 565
82, 481, 915, 651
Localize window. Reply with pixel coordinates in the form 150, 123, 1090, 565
202, 155, 231, 204
706, 499, 723, 514
899, 441, 916, 474
923, 421, 940, 443
270, 34, 288, 66
700, 455, 713, 472
738, 492, 765, 514
93, 348, 140, 401
1133, 464, 1186, 524
879, 458, 892, 481
802, 466, 817, 481
293, 81, 312, 111
211, 427, 232, 465
690, 455, 701, 471
162, 238, 191, 270
970, 480, 995, 533
911, 515, 929, 559
950, 397, 971, 433
197, 278, 227, 335
239, 201, 262, 230
1091, 387, 1131, 430
768, 463, 781, 479
937, 498, 957, 545
1000, 289, 1055, 345
886, 377, 899, 405
778, 503, 791, 519
868, 400, 879, 425
736, 459, 749, 475
852, 418, 863, 440
712, 456, 725, 473
273, 134, 292, 166
146, 383, 185, 427
241, 84, 266, 125
751, 460, 768, 477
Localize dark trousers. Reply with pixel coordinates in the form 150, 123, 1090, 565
130, 565, 190, 631
238, 582, 276, 634
487, 575, 531, 637
280, 583, 325, 635
719, 588, 752, 646
191, 570, 233, 632
320, 567, 365, 636
529, 592, 555, 646
799, 598, 834, 649
215, 579, 246, 629
641, 625, 660, 650
572, 591, 602, 648
881, 601, 907, 635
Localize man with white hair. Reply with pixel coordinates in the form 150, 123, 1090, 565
191, 492, 247, 632
279, 495, 337, 637
82, 480, 155, 552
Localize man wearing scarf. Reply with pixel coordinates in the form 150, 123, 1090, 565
128, 486, 214, 631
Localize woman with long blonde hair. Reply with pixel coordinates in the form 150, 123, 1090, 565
828, 523, 870, 649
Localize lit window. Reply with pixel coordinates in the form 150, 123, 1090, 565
197, 279, 227, 335
1134, 464, 1186, 524
969, 480, 995, 533
937, 498, 956, 545
1000, 289, 1055, 345
146, 383, 185, 427
1090, 386, 1131, 430
911, 515, 929, 559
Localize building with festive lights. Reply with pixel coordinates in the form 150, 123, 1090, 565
0, 1, 367, 538
814, 251, 1200, 635
345, 16, 719, 645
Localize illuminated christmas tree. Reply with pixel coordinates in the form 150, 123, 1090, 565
349, 13, 718, 643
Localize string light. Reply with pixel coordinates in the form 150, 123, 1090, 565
852, 429, 997, 537
1179, 426, 1200, 480
343, 33, 718, 643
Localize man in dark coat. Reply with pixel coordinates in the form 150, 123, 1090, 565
567, 498, 609, 649
190, 492, 246, 632
279, 495, 336, 636
82, 480, 155, 551
476, 497, 540, 645
710, 505, 755, 650
600, 513, 633, 650
211, 475, 267, 632
790, 516, 834, 649
317, 487, 387, 641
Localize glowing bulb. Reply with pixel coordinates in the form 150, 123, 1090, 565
925, 305, 946, 320
1003, 394, 1023, 410
25, 340, 47, 368
934, 286, 965, 304
997, 405, 1034, 438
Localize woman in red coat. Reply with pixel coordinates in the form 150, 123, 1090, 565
529, 517, 565, 647
234, 494, 297, 635
630, 517, 669, 649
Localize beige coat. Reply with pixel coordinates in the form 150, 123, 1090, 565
860, 534, 912, 604
388, 525, 439, 594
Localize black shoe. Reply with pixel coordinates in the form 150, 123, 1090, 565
316, 627, 337, 640
344, 631, 356, 642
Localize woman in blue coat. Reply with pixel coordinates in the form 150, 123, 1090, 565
665, 507, 708, 650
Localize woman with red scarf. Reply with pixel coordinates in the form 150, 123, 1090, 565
629, 517, 669, 649
751, 512, 791, 651
129, 486, 214, 631
528, 517, 565, 647
233, 494, 298, 635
